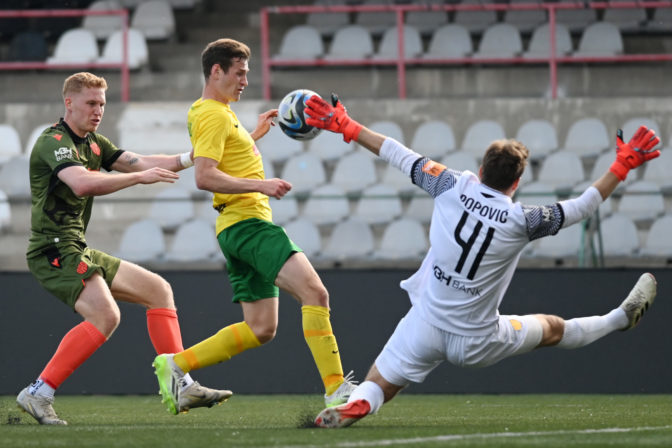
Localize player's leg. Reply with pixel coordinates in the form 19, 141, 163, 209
276, 252, 355, 406
18, 273, 114, 425
551, 272, 657, 349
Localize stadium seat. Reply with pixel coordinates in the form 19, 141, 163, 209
284, 218, 322, 257
573, 22, 623, 57
255, 125, 303, 163
461, 120, 506, 159
405, 1, 448, 36
423, 24, 473, 59
98, 29, 149, 70
273, 25, 324, 60
556, 0, 597, 33
381, 164, 414, 194
473, 24, 523, 59
324, 25, 373, 60
643, 149, 672, 190
0, 189, 11, 232
440, 151, 479, 175
0, 124, 22, 164
308, 129, 355, 161
322, 217, 374, 260
375, 218, 428, 260
269, 196, 299, 225
372, 25, 423, 60
454, 0, 498, 34
534, 221, 583, 258
617, 180, 664, 224
560, 117, 610, 159
515, 119, 558, 160
280, 153, 326, 194
148, 186, 194, 230
302, 184, 350, 225
331, 151, 378, 193
620, 118, 663, 149
647, 7, 672, 31
47, 28, 99, 64
354, 183, 403, 225
165, 219, 218, 262
0, 156, 30, 198
24, 123, 54, 155
410, 120, 456, 159
83, 0, 124, 40
116, 219, 166, 262
405, 193, 434, 224
640, 214, 672, 257
366, 121, 405, 146
131, 0, 176, 40
354, 0, 396, 36
307, 0, 351, 36
603, 0, 647, 32
8, 31, 48, 62
515, 181, 558, 207
537, 151, 585, 192
503, 0, 547, 34
522, 23, 573, 59
594, 213, 639, 257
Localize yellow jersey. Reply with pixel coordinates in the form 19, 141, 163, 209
188, 98, 272, 235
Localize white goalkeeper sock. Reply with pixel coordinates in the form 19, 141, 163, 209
556, 308, 628, 349
348, 380, 384, 414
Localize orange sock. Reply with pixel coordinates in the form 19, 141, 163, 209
39, 321, 107, 389
146, 308, 184, 354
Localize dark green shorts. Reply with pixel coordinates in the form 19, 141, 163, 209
27, 241, 121, 309
217, 218, 302, 303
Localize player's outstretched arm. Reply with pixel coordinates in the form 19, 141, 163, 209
595, 125, 660, 199
111, 150, 194, 173
249, 109, 278, 141
57, 164, 178, 197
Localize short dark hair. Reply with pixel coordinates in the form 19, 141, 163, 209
201, 38, 251, 80
480, 139, 529, 191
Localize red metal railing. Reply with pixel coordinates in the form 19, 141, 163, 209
260, 2, 672, 100
0, 8, 131, 102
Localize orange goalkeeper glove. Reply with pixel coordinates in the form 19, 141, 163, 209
609, 125, 661, 181
305, 93, 363, 143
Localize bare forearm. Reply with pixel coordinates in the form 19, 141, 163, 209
71, 171, 142, 197
196, 170, 264, 194
356, 127, 386, 156
134, 154, 184, 172
591, 171, 621, 200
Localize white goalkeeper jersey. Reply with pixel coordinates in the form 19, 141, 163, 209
401, 157, 566, 336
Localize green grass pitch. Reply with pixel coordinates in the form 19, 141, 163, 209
2, 394, 671, 447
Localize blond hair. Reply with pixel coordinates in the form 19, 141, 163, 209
62, 72, 107, 99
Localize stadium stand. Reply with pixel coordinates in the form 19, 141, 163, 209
165, 218, 219, 262
647, 6, 672, 31
331, 151, 378, 194
375, 217, 427, 260
440, 151, 480, 176
643, 150, 672, 190
372, 25, 424, 60
98, 29, 150, 70
461, 120, 506, 159
116, 218, 166, 262
405, 0, 448, 36
534, 220, 583, 259
308, 129, 355, 161
595, 213, 639, 257
516, 181, 558, 207
537, 150, 585, 192
0, 156, 30, 199
354, 182, 402, 225
559, 117, 610, 159
640, 214, 672, 258
269, 196, 299, 225
306, 0, 351, 36
422, 24, 473, 59
381, 163, 414, 194
556, 0, 597, 32
522, 23, 573, 59
472, 24, 523, 59
83, 0, 125, 40
617, 180, 665, 224
602, 0, 648, 32
503, 0, 548, 34
274, 25, 324, 60
453, 0, 498, 34
572, 22, 623, 57
148, 186, 195, 230
46, 28, 99, 65
0, 124, 22, 164
131, 0, 176, 40
324, 25, 374, 61
8, 31, 48, 62
255, 125, 303, 163
0, 190, 11, 232
302, 184, 350, 226
284, 217, 322, 257
515, 119, 558, 160
410, 120, 456, 159
281, 152, 327, 194
322, 217, 374, 260
354, 0, 397, 36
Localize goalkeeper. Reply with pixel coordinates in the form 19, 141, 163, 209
304, 94, 661, 428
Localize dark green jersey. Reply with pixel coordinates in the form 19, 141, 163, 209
26, 119, 124, 257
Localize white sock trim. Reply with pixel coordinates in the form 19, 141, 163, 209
348, 380, 384, 414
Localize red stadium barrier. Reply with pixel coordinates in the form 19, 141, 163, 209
260, 2, 672, 100
0, 8, 131, 102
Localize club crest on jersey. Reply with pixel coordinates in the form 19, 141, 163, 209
422, 160, 446, 177
54, 147, 74, 161
90, 142, 101, 156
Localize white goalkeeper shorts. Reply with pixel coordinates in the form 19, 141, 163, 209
375, 306, 543, 386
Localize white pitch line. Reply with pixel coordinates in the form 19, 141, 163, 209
285, 425, 672, 448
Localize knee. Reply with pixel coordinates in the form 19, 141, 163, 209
539, 315, 565, 347
249, 321, 277, 344
303, 284, 329, 308
96, 307, 121, 337
150, 275, 175, 308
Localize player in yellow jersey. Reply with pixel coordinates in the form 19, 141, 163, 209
152, 38, 357, 412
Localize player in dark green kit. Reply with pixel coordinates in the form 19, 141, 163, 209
17, 72, 230, 425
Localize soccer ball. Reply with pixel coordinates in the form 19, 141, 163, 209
278, 89, 322, 140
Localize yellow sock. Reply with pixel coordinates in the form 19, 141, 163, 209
173, 322, 261, 373
302, 305, 344, 395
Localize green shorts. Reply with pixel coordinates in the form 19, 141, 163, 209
27, 241, 121, 309
217, 218, 302, 303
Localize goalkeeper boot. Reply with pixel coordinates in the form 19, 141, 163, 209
314, 399, 371, 428
324, 370, 358, 408
620, 273, 657, 330
178, 382, 233, 413
152, 354, 182, 415
16, 387, 67, 425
